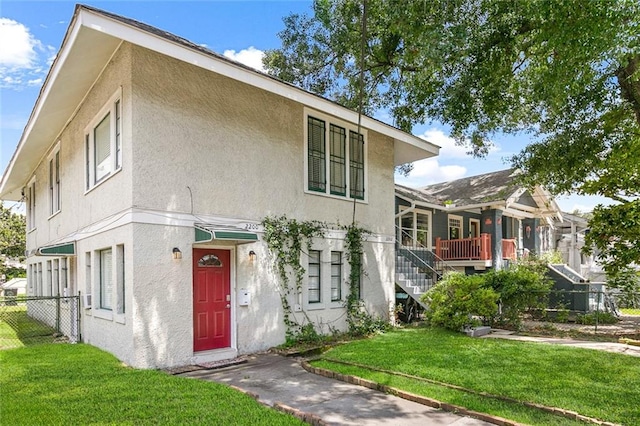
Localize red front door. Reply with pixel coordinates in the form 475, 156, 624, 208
193, 249, 231, 352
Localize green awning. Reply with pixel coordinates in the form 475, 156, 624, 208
195, 225, 258, 244
38, 242, 76, 256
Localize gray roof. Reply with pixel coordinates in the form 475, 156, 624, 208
397, 169, 521, 207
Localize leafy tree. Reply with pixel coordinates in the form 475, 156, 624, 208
264, 0, 640, 274
0, 204, 25, 260
607, 267, 640, 308
0, 204, 26, 281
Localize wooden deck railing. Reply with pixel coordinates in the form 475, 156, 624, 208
435, 234, 492, 261
502, 239, 517, 260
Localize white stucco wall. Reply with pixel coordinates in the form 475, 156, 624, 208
129, 45, 395, 235
75, 223, 135, 366
25, 44, 134, 254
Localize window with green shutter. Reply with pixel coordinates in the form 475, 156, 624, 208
307, 116, 326, 192
329, 124, 346, 195
349, 131, 365, 199
305, 110, 366, 201
308, 250, 321, 303
331, 251, 342, 301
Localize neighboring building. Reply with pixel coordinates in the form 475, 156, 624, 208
553, 212, 593, 277
1, 278, 27, 297
0, 6, 438, 368
395, 169, 562, 302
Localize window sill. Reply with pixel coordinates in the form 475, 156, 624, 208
305, 303, 325, 311
114, 314, 126, 324
304, 188, 368, 204
48, 210, 61, 221
27, 227, 37, 234
84, 167, 122, 196
93, 309, 113, 321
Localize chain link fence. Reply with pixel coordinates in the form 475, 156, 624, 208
0, 295, 80, 350
526, 288, 640, 334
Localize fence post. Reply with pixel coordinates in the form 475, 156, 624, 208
77, 291, 82, 342
56, 293, 61, 333
595, 290, 601, 333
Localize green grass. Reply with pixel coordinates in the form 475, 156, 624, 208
0, 306, 58, 350
0, 344, 304, 425
313, 327, 640, 425
621, 308, 640, 315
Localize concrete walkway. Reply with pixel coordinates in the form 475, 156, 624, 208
483, 329, 640, 357
180, 353, 492, 426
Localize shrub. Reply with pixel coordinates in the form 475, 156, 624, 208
422, 272, 499, 331
483, 263, 552, 327
575, 311, 619, 325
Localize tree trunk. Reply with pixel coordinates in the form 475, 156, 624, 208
617, 55, 640, 126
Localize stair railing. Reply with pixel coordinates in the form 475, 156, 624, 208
395, 226, 456, 280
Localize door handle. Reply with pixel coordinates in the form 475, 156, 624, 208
226, 304, 231, 309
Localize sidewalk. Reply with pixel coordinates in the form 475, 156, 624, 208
180, 353, 492, 426
483, 329, 640, 357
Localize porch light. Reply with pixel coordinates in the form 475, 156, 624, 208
249, 250, 257, 262
172, 247, 182, 260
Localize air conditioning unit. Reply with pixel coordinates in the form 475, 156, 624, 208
83, 294, 92, 309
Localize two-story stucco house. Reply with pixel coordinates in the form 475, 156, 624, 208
0, 5, 438, 368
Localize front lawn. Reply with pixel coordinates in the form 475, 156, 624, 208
0, 344, 304, 425
621, 308, 640, 316
312, 327, 639, 425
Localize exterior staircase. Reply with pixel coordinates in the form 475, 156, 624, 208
395, 245, 455, 308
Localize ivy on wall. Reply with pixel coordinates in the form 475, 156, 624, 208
262, 215, 387, 344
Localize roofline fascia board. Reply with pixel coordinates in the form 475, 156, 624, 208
79, 9, 438, 156
0, 10, 83, 197
505, 187, 527, 209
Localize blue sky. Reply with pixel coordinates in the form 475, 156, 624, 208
0, 0, 609, 212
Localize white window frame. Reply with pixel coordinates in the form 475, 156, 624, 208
99, 248, 113, 311
330, 251, 342, 302
304, 108, 368, 203
27, 177, 36, 231
48, 142, 61, 217
448, 214, 463, 240
398, 206, 433, 249
91, 245, 126, 323
84, 88, 122, 192
307, 250, 321, 304
304, 239, 348, 310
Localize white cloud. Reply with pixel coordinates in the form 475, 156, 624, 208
418, 128, 500, 159
223, 46, 265, 72
0, 18, 52, 90
0, 18, 38, 68
395, 158, 467, 187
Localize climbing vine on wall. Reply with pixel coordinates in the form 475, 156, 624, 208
342, 224, 387, 335
262, 215, 325, 341
262, 215, 387, 343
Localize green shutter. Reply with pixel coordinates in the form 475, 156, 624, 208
308, 116, 326, 192
349, 131, 365, 199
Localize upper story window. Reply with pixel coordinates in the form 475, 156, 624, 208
27, 178, 36, 231
305, 109, 367, 201
85, 88, 122, 190
48, 144, 61, 216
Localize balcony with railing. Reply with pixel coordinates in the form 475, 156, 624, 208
434, 234, 518, 262
435, 234, 491, 261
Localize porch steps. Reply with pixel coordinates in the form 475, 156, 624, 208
395, 255, 432, 309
